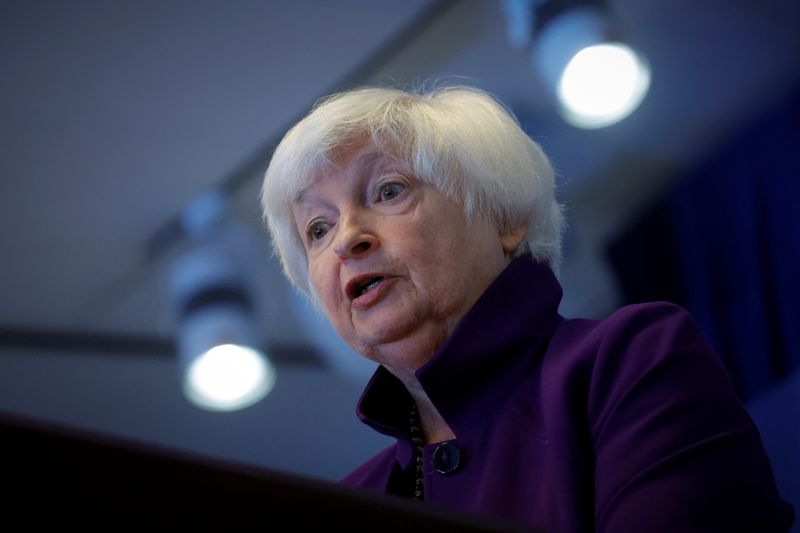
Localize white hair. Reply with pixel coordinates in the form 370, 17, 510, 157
260, 85, 564, 298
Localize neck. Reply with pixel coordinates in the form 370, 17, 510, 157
399, 375, 456, 444
359, 315, 459, 376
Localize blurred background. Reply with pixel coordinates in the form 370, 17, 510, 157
1, 0, 798, 521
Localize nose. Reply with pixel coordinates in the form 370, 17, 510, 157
333, 213, 379, 259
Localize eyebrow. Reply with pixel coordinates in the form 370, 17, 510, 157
294, 187, 311, 204
355, 149, 389, 172
294, 149, 396, 204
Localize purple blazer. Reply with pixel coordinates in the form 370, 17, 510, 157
342, 256, 794, 532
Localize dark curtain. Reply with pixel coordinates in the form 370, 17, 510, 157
608, 85, 800, 402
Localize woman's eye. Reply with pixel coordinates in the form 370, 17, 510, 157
378, 182, 405, 202
307, 221, 330, 241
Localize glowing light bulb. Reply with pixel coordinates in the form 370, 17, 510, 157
184, 344, 276, 411
557, 43, 651, 128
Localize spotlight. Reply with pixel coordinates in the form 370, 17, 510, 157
555, 41, 650, 128
505, 0, 651, 128
167, 193, 275, 411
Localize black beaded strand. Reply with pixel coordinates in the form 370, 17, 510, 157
409, 404, 424, 501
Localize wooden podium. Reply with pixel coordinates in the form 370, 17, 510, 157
0, 413, 538, 531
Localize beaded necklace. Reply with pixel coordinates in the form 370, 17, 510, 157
409, 404, 424, 501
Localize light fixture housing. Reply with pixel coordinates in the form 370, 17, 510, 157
167, 223, 275, 412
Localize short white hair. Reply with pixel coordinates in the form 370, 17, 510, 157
260, 85, 564, 298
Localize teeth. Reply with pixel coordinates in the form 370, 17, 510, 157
356, 277, 382, 297
364, 278, 381, 293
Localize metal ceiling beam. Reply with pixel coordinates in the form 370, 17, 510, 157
0, 327, 323, 367
146, 0, 462, 262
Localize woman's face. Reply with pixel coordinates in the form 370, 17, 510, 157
292, 142, 522, 379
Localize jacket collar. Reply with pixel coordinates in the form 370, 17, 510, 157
355, 255, 563, 465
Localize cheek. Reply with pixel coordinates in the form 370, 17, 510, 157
402, 234, 462, 300
309, 257, 344, 315
424, 219, 495, 292
308, 261, 330, 303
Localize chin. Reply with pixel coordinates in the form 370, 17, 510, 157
356, 310, 421, 341
360, 321, 446, 364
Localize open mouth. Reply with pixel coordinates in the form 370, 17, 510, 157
353, 276, 384, 298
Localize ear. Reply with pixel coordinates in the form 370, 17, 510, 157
500, 224, 528, 254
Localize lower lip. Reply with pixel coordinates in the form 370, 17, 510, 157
351, 277, 396, 310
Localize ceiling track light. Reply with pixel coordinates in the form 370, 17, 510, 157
166, 191, 276, 412
504, 0, 651, 128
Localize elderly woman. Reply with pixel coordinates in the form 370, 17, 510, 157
260, 86, 793, 532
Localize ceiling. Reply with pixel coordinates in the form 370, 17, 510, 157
1, 0, 798, 483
